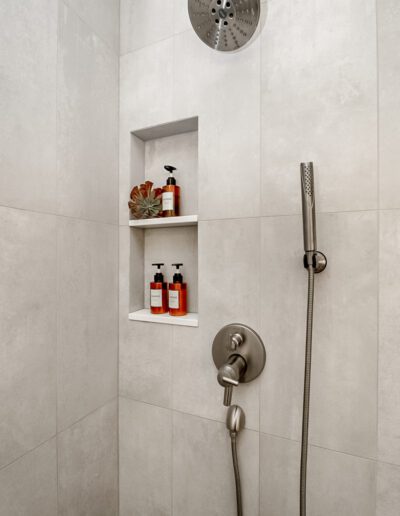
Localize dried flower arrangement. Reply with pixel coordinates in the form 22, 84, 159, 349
128, 181, 163, 219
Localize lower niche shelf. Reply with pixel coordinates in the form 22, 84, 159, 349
129, 309, 199, 327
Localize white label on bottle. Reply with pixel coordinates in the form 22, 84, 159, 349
150, 289, 162, 308
169, 290, 179, 309
162, 192, 174, 211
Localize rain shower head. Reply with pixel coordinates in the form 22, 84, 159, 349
188, 0, 260, 52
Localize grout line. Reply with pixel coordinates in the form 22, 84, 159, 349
118, 207, 400, 230
118, 394, 383, 465
0, 435, 57, 473
55, 1, 60, 510
170, 327, 175, 516
57, 396, 118, 436
120, 29, 191, 59
258, 18, 263, 514
0, 202, 119, 228
375, 0, 381, 511
0, 398, 118, 474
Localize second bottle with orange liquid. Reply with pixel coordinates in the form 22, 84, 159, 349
168, 263, 187, 316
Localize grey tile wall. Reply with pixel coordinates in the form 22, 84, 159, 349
119, 0, 400, 514
58, 401, 118, 516
0, 0, 119, 514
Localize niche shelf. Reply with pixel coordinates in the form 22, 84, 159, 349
127, 117, 199, 328
129, 309, 199, 327
129, 215, 198, 229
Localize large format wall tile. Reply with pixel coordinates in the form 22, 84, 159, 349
119, 398, 172, 516
120, 0, 174, 55
261, 0, 377, 215
260, 434, 300, 516
0, 208, 57, 468
64, 0, 120, 53
376, 461, 400, 516
120, 38, 174, 131
260, 215, 306, 441
379, 210, 400, 464
0, 439, 57, 516
58, 401, 118, 516
57, 217, 118, 431
308, 446, 376, 516
0, 0, 57, 213
310, 211, 378, 458
174, 30, 261, 220
261, 211, 378, 460
58, 3, 118, 224
173, 412, 259, 516
378, 0, 400, 209
120, 321, 173, 408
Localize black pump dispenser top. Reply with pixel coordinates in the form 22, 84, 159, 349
164, 165, 177, 186
172, 263, 183, 284
152, 263, 165, 283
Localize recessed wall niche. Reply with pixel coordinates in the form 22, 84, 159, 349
128, 117, 199, 327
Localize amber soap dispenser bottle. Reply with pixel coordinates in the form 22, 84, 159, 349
168, 263, 187, 316
162, 165, 180, 217
150, 263, 168, 314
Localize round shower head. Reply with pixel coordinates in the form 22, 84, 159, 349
188, 0, 260, 52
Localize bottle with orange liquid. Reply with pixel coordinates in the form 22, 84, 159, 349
150, 263, 168, 314
168, 263, 187, 316
162, 165, 180, 217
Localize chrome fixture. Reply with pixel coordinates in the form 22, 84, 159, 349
226, 405, 245, 516
213, 323, 266, 406
299, 162, 327, 516
188, 0, 260, 52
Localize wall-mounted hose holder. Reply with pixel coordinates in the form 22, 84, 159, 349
303, 251, 327, 273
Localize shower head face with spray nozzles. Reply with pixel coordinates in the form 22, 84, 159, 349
188, 0, 260, 52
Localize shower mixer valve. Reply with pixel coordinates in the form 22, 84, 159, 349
213, 324, 266, 407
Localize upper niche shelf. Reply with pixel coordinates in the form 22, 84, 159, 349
129, 215, 198, 229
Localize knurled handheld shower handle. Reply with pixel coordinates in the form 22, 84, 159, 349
300, 162, 317, 255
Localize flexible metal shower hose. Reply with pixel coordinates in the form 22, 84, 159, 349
300, 264, 315, 516
230, 432, 243, 516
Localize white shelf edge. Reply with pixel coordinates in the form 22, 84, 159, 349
129, 309, 199, 327
129, 215, 198, 229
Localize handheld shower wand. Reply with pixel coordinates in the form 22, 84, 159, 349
300, 163, 327, 271
301, 163, 317, 260
299, 163, 326, 516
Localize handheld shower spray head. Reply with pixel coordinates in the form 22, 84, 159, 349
300, 162, 327, 273
300, 162, 317, 254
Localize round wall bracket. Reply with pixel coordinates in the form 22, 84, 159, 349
212, 323, 266, 383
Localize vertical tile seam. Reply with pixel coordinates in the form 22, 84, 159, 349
55, 1, 61, 513
117, 3, 121, 514
375, 0, 381, 512
258, 14, 263, 514
170, 325, 175, 516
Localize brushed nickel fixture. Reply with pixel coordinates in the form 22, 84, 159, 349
299, 162, 327, 516
188, 0, 260, 52
213, 323, 266, 406
213, 324, 265, 516
226, 405, 245, 516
